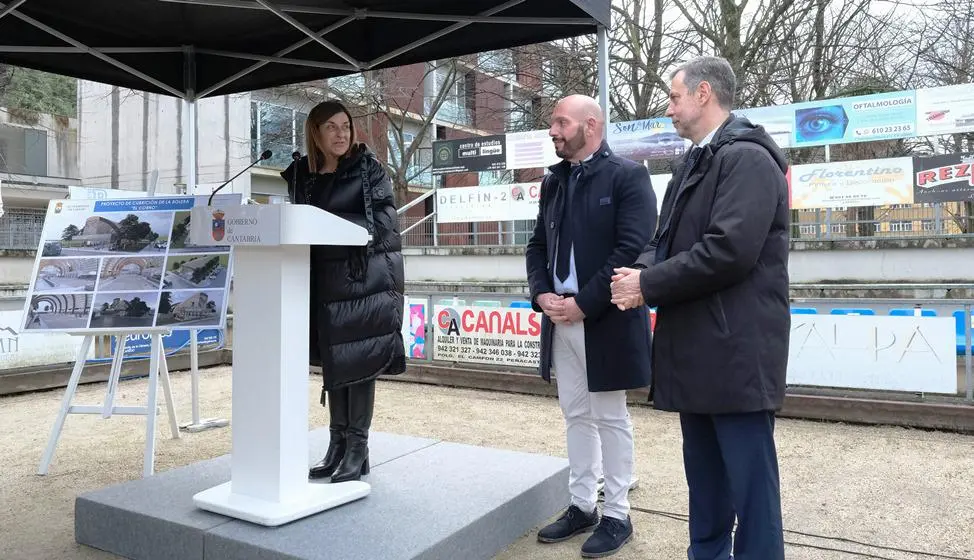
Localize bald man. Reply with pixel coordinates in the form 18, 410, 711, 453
526, 94, 657, 558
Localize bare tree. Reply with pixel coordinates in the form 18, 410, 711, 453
263, 60, 473, 205
357, 61, 460, 203
608, 0, 693, 121
913, 0, 974, 155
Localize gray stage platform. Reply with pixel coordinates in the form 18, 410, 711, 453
75, 430, 570, 560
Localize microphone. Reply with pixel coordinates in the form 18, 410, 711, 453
208, 149, 272, 206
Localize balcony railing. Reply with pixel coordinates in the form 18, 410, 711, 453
0, 208, 46, 250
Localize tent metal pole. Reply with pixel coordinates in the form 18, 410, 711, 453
597, 24, 610, 138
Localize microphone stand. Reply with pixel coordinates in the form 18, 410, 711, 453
208, 150, 272, 206
290, 151, 301, 204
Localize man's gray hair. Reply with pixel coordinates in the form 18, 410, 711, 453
671, 56, 736, 110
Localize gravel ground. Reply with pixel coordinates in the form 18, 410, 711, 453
1, 365, 973, 560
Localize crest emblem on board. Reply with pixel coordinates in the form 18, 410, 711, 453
211, 210, 225, 241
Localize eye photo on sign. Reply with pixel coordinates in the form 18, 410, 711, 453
795, 105, 849, 143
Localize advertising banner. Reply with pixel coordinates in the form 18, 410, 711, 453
788, 314, 957, 393
913, 153, 974, 203
915, 83, 974, 137
790, 91, 916, 147
432, 304, 542, 368
0, 309, 93, 369
431, 134, 507, 175
505, 130, 561, 170
608, 118, 689, 161
735, 105, 795, 149
436, 183, 540, 223
68, 186, 151, 200
789, 157, 914, 209
102, 329, 224, 362
21, 195, 239, 334
402, 297, 428, 359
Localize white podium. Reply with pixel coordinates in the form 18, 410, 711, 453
188, 203, 371, 526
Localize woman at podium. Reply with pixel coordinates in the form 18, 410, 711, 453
281, 100, 406, 483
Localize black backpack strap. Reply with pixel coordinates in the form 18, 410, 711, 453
361, 156, 376, 256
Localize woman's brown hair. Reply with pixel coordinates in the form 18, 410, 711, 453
304, 100, 356, 173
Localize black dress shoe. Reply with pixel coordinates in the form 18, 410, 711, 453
581, 515, 633, 558
537, 505, 599, 543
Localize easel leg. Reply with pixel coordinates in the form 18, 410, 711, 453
143, 334, 161, 477
180, 329, 229, 433
101, 335, 128, 418
38, 335, 94, 475
157, 337, 180, 439
191, 328, 200, 426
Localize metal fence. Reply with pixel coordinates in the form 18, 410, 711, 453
399, 203, 974, 247
0, 208, 45, 250
399, 215, 538, 247
792, 203, 974, 240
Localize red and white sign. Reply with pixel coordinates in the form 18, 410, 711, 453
433, 305, 542, 367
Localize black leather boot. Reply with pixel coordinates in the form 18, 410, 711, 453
309, 387, 349, 479
331, 381, 374, 482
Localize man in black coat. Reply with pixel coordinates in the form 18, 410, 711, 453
526, 94, 656, 558
611, 57, 789, 559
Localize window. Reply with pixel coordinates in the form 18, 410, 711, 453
508, 91, 536, 132
798, 224, 817, 235
250, 102, 316, 169
922, 220, 936, 232
830, 224, 845, 233
889, 221, 913, 232
387, 125, 432, 187
0, 124, 48, 176
478, 170, 514, 186
251, 101, 301, 169
328, 73, 366, 94
541, 59, 559, 97
478, 49, 514, 79
432, 66, 472, 126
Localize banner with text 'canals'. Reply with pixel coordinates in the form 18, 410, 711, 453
433, 305, 542, 368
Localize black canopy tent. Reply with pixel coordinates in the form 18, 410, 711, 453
0, 1, 611, 190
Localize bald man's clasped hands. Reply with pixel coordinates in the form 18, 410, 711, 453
525, 94, 657, 558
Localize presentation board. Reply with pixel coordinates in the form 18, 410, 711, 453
20, 194, 240, 334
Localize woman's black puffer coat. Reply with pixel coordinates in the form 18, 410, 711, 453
281, 143, 406, 391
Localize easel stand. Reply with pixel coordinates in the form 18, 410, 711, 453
38, 331, 181, 478
179, 328, 229, 433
